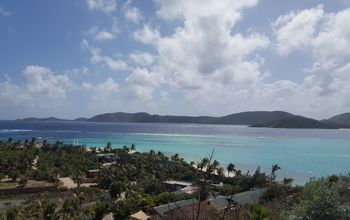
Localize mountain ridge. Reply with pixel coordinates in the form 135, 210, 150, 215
250, 116, 338, 129
15, 111, 350, 129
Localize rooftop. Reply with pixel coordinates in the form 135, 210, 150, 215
153, 198, 199, 217
163, 180, 193, 187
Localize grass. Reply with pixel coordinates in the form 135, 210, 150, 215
0, 182, 17, 189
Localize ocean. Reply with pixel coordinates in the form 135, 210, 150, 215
0, 120, 349, 184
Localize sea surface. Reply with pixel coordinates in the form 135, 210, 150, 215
0, 120, 349, 184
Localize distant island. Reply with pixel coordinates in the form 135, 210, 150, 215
16, 111, 350, 129
250, 116, 339, 129
16, 117, 69, 122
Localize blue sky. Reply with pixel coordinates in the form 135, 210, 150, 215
1, 0, 350, 119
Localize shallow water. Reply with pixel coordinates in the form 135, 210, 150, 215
0, 120, 349, 184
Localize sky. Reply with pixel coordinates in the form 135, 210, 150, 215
0, 0, 350, 119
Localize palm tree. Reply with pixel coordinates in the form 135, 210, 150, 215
18, 206, 38, 219
42, 203, 60, 220
130, 144, 136, 151
271, 164, 281, 182
199, 158, 209, 171
29, 137, 36, 148
123, 145, 130, 152
42, 139, 48, 148
59, 198, 78, 220
227, 163, 236, 177
105, 142, 112, 151
72, 170, 85, 189
171, 153, 180, 162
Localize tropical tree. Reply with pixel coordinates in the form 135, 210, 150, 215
285, 177, 350, 220
72, 170, 85, 189
110, 181, 125, 199
227, 163, 236, 177
271, 164, 281, 182
59, 198, 78, 220
130, 144, 136, 151
248, 204, 270, 220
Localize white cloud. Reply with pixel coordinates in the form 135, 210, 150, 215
126, 67, 162, 87
83, 77, 122, 111
103, 56, 128, 70
126, 85, 154, 102
268, 6, 350, 117
86, 0, 117, 14
82, 39, 127, 71
129, 51, 155, 66
151, 0, 268, 91
95, 31, 115, 41
94, 77, 119, 99
123, 0, 143, 23
124, 67, 163, 102
273, 5, 324, 56
85, 23, 118, 42
312, 8, 350, 61
155, 0, 257, 21
0, 66, 70, 107
133, 25, 160, 44
273, 5, 350, 61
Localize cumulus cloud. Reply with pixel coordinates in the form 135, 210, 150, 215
133, 25, 161, 44
269, 6, 350, 117
95, 31, 115, 41
126, 67, 162, 87
123, 0, 143, 23
150, 0, 269, 91
86, 0, 117, 14
124, 67, 163, 102
128, 51, 155, 66
0, 66, 70, 107
81, 39, 127, 71
93, 77, 119, 100
125, 1, 350, 118
312, 8, 350, 61
273, 5, 324, 56
85, 23, 118, 42
273, 5, 350, 61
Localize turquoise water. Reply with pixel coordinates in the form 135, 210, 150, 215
0, 121, 349, 184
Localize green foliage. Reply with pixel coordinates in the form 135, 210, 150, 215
109, 181, 124, 199
227, 163, 236, 176
248, 204, 270, 220
218, 184, 243, 196
18, 175, 28, 186
139, 179, 164, 195
285, 177, 350, 220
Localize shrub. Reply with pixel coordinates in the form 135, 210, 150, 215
285, 177, 350, 220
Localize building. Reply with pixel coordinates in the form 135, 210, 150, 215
129, 210, 151, 220
208, 188, 268, 211
163, 180, 193, 193
152, 198, 199, 218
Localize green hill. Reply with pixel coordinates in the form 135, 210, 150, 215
251, 116, 337, 129
87, 111, 294, 125
325, 113, 350, 126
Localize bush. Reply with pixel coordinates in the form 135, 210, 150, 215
285, 177, 350, 220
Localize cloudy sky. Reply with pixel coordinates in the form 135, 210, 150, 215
1, 0, 350, 119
